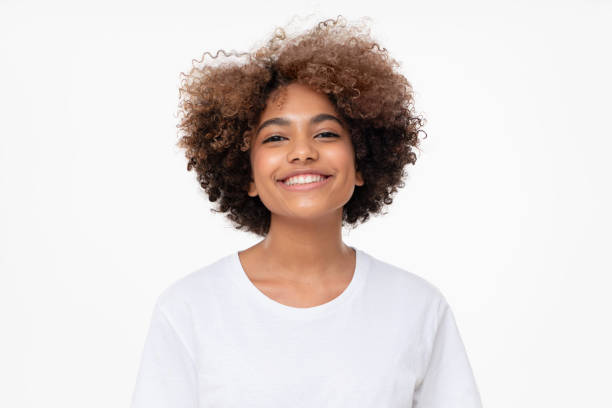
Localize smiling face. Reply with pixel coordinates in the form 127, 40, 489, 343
247, 82, 364, 221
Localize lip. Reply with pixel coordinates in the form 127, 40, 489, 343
277, 170, 331, 181
277, 175, 333, 192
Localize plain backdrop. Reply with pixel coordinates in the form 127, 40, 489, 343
1, 1, 610, 407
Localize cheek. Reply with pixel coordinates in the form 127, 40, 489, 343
251, 151, 280, 181
324, 144, 356, 173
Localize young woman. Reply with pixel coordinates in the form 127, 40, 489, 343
130, 16, 483, 408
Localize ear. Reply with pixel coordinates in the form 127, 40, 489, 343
355, 170, 364, 187
248, 179, 258, 197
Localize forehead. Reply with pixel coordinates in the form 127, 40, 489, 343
259, 83, 338, 118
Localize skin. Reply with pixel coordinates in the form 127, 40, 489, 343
240, 82, 364, 308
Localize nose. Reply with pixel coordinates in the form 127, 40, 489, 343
287, 131, 319, 163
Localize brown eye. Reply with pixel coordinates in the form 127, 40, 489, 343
263, 132, 338, 144
262, 135, 285, 144
316, 132, 339, 138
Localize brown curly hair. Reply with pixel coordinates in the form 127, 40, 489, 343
175, 15, 427, 237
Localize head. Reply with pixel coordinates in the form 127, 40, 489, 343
176, 16, 426, 237
247, 82, 364, 225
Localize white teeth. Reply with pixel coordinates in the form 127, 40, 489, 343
283, 174, 327, 186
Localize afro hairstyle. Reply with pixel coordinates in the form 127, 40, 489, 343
175, 15, 427, 237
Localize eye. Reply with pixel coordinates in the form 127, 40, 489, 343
316, 131, 339, 139
262, 135, 286, 144
262, 132, 339, 144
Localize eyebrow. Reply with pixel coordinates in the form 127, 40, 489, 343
255, 113, 346, 137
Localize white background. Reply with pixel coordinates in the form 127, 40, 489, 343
1, 1, 610, 407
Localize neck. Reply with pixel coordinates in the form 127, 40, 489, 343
256, 209, 352, 282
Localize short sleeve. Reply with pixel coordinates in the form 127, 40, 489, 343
130, 302, 199, 408
412, 297, 483, 408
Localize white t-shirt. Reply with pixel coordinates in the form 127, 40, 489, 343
130, 247, 483, 408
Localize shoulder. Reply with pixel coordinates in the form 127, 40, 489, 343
359, 249, 451, 334
154, 252, 235, 317
363, 250, 445, 306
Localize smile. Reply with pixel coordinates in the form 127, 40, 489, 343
277, 175, 332, 192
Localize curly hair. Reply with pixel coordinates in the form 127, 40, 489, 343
176, 15, 427, 237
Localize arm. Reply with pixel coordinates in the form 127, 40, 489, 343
413, 296, 483, 408
130, 302, 199, 408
